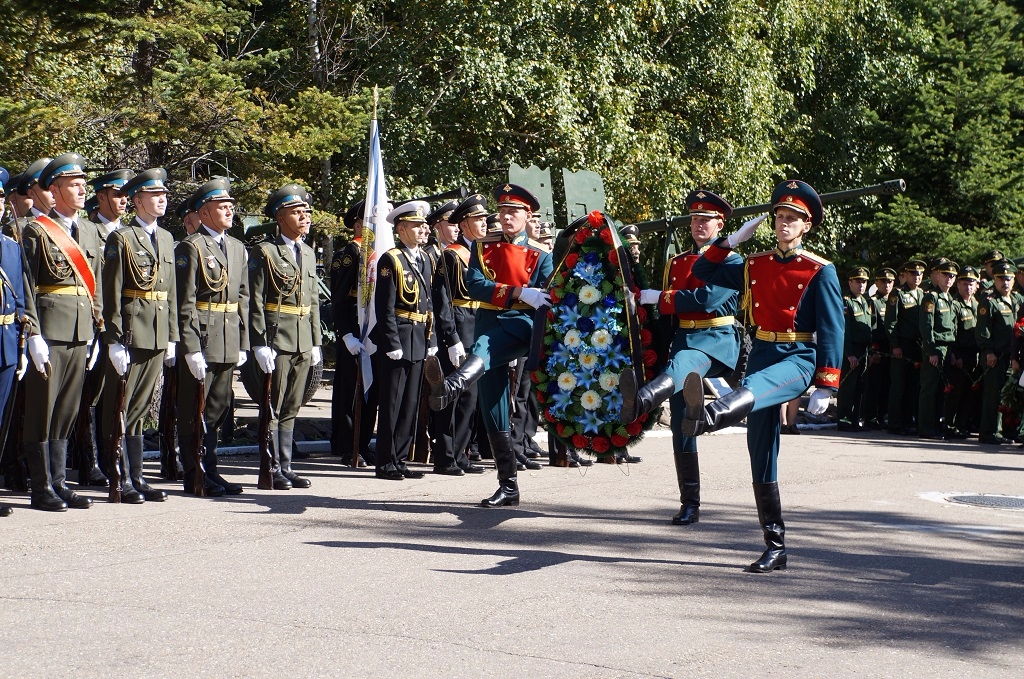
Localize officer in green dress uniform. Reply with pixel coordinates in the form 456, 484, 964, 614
944, 265, 981, 438
249, 184, 322, 489
837, 267, 875, 431
22, 153, 105, 511
424, 184, 554, 507
885, 260, 926, 435
917, 258, 958, 439
976, 260, 1019, 444
175, 178, 250, 496
864, 267, 895, 428
977, 250, 1004, 300
98, 168, 177, 503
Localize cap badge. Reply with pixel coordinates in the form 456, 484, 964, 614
787, 181, 799, 189
695, 191, 706, 199
503, 184, 512, 192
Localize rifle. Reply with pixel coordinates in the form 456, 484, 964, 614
256, 323, 278, 489
107, 327, 132, 503
0, 317, 29, 461
189, 336, 208, 496
351, 364, 363, 467
159, 362, 180, 480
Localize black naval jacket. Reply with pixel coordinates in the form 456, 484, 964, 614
330, 238, 361, 339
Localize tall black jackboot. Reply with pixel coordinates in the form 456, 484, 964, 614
0, 503, 10, 516
179, 436, 224, 497
25, 442, 67, 512
748, 482, 787, 573
619, 371, 674, 424
515, 448, 541, 470
78, 407, 108, 487
681, 373, 755, 436
49, 440, 91, 509
268, 428, 292, 490
203, 430, 242, 494
278, 429, 311, 488
671, 452, 700, 525
481, 431, 519, 508
425, 354, 486, 411
109, 436, 144, 504
126, 435, 166, 502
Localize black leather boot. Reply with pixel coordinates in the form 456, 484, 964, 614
425, 354, 485, 411
179, 438, 225, 497
515, 448, 541, 470
110, 439, 145, 504
671, 452, 700, 525
268, 428, 293, 490
49, 439, 91, 509
481, 431, 520, 507
127, 435, 166, 502
0, 503, 10, 517
203, 430, 242, 494
748, 482, 787, 573
25, 442, 67, 512
681, 373, 755, 436
78, 407, 108, 487
619, 370, 674, 424
278, 429, 311, 488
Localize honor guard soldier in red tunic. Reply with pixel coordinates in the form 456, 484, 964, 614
424, 184, 553, 507
685, 179, 844, 572
22, 153, 105, 511
249, 184, 322, 489
621, 189, 743, 525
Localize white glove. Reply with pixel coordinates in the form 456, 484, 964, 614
726, 214, 767, 249
27, 335, 49, 374
342, 333, 363, 356
311, 346, 322, 364
255, 346, 276, 373
185, 352, 207, 381
87, 339, 101, 371
427, 346, 438, 357
17, 353, 27, 381
237, 350, 247, 367
519, 287, 551, 309
386, 349, 403, 361
639, 289, 661, 305
448, 341, 466, 367
1018, 372, 1024, 388
108, 343, 131, 376
807, 388, 832, 415
164, 342, 177, 367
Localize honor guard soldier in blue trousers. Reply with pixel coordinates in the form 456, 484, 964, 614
424, 184, 553, 507
620, 189, 743, 526
683, 180, 844, 572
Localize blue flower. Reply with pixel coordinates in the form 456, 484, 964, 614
602, 295, 618, 308
547, 380, 561, 394
604, 347, 627, 370
584, 251, 600, 265
557, 305, 582, 331
577, 317, 595, 333
551, 390, 574, 415
581, 408, 605, 434
575, 369, 600, 391
593, 306, 619, 332
551, 344, 574, 366
574, 261, 604, 287
563, 292, 579, 308
605, 390, 624, 415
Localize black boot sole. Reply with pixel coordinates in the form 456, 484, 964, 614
423, 355, 447, 411
681, 373, 705, 436
619, 369, 639, 424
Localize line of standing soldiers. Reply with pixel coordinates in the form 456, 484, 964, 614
837, 251, 1024, 444
0, 154, 321, 515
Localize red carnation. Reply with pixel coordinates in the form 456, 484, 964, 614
638, 413, 649, 423
643, 349, 658, 367
572, 434, 590, 449
599, 228, 614, 245
556, 423, 566, 436
544, 409, 555, 422
565, 252, 579, 268
537, 392, 546, 404
550, 289, 561, 303
637, 307, 648, 324
587, 210, 604, 228
608, 249, 619, 266
971, 383, 981, 391
640, 328, 653, 346
574, 228, 592, 244
591, 436, 610, 453
611, 434, 629, 447
626, 421, 643, 436
546, 309, 555, 321
531, 371, 541, 384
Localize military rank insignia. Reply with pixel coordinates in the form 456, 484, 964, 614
331, 259, 341, 270
342, 255, 353, 266
105, 244, 118, 260
924, 302, 935, 312
379, 266, 390, 277
176, 255, 188, 269
249, 257, 259, 271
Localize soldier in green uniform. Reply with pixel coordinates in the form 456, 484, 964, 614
175, 178, 250, 496
885, 260, 926, 435
837, 267, 875, 431
977, 250, 1004, 300
249, 184, 322, 490
976, 260, 1020, 444
917, 258, 958, 439
99, 168, 178, 503
865, 267, 896, 428
22, 154, 104, 511
944, 265, 981, 438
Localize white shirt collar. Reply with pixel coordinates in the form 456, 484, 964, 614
97, 212, 120, 228
135, 216, 157, 235
31, 207, 46, 218
53, 208, 77, 230
202, 224, 225, 243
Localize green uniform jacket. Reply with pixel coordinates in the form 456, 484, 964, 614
248, 235, 321, 353
870, 293, 889, 350
102, 222, 179, 349
951, 295, 979, 352
22, 211, 104, 342
175, 229, 250, 363
885, 286, 923, 350
919, 290, 956, 358
976, 294, 1020, 355
842, 293, 875, 356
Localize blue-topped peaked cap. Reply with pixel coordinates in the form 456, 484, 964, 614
685, 189, 733, 219
343, 199, 364, 229
0, 167, 8, 196
427, 199, 460, 226
387, 200, 430, 225
174, 199, 193, 220
189, 177, 234, 213
123, 168, 169, 198
771, 179, 823, 227
19, 158, 52, 193
5, 173, 23, 196
492, 183, 540, 211
264, 182, 311, 219
89, 169, 136, 192
39, 153, 87, 189
84, 195, 99, 216
449, 194, 488, 224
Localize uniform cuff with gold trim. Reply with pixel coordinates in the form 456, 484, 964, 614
703, 238, 733, 264
813, 367, 841, 389
490, 283, 513, 308
658, 291, 676, 316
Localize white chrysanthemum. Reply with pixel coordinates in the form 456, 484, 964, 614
591, 329, 612, 350
579, 285, 601, 305
580, 390, 602, 411
580, 352, 599, 370
564, 329, 582, 349
599, 372, 620, 391
557, 372, 577, 392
